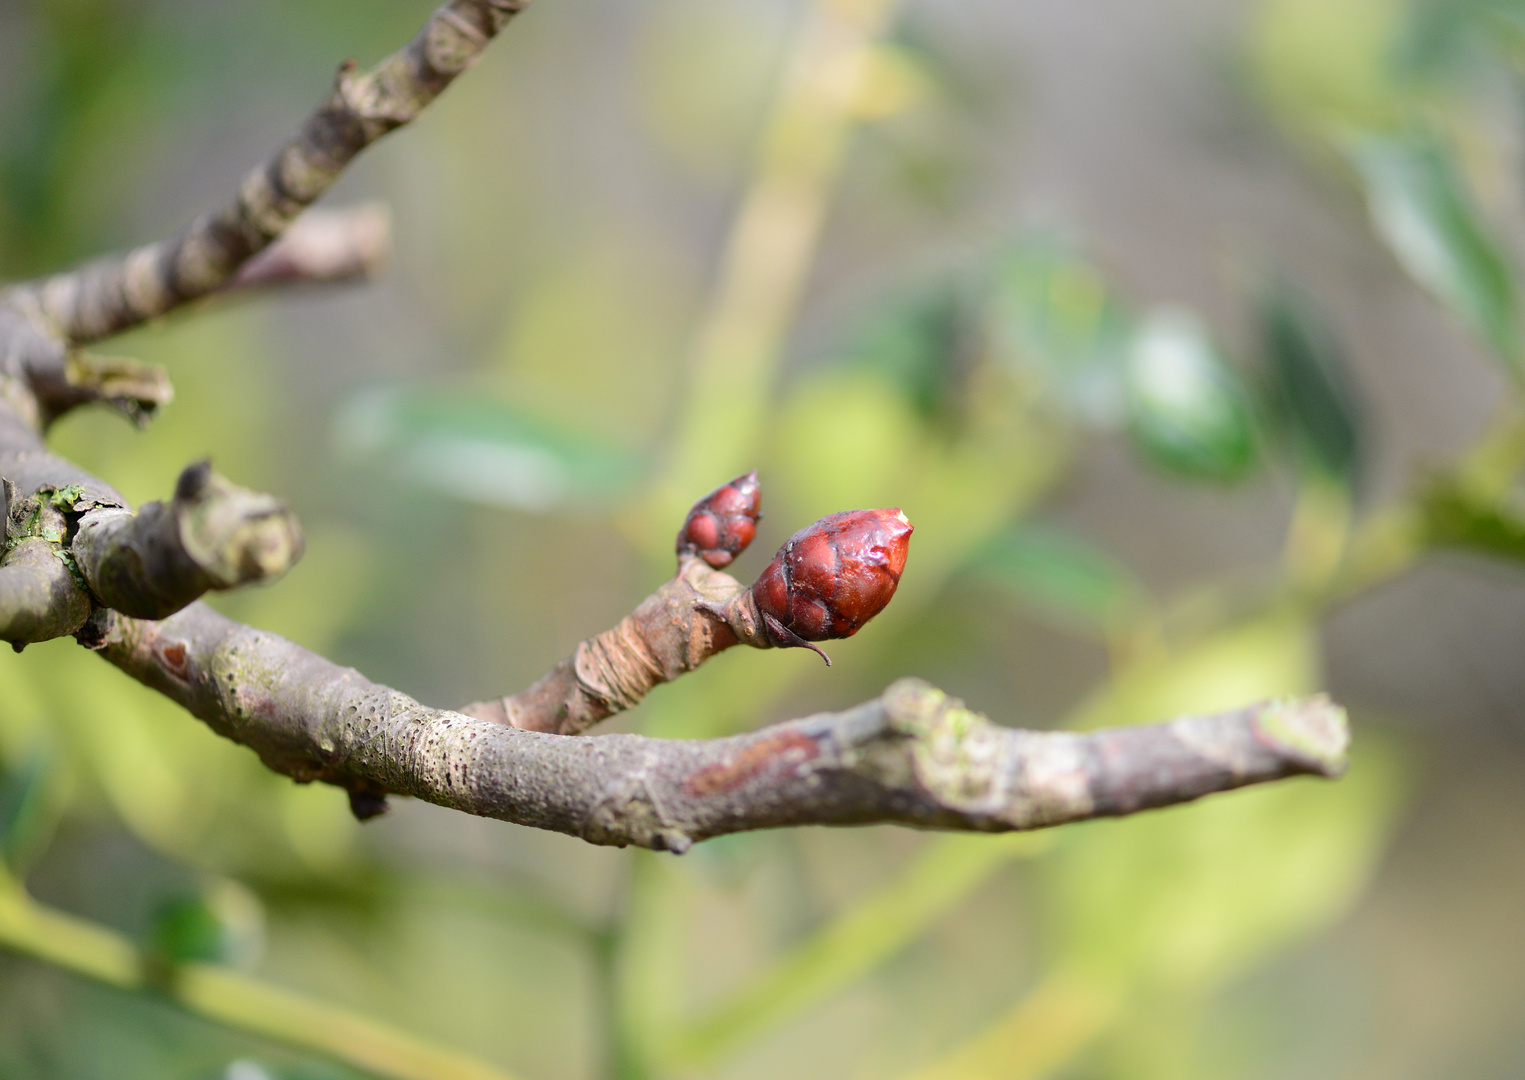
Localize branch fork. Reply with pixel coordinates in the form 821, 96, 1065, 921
0, 0, 1348, 856
463, 474, 911, 732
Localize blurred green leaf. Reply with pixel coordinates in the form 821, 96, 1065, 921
1421, 475, 1525, 560
150, 895, 228, 967
1047, 731, 1404, 995
972, 523, 1147, 635
213, 1059, 355, 1080
991, 229, 1134, 426
0, 750, 54, 873
1350, 133, 1522, 370
333, 385, 646, 512
901, 966, 1122, 1080
0, 0, 157, 272
665, 832, 1049, 1069
1124, 311, 1260, 482
1403, 0, 1525, 75
1251, 0, 1409, 138
841, 283, 971, 426
1260, 278, 1364, 488
147, 881, 264, 970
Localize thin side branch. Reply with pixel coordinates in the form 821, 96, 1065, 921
227, 204, 393, 292
461, 556, 763, 734
464, 482, 912, 735
97, 602, 1348, 849
4, 0, 526, 346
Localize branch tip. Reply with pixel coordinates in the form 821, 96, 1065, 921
228, 203, 393, 293
64, 352, 173, 427
1253, 695, 1350, 778
174, 467, 304, 588
175, 460, 214, 502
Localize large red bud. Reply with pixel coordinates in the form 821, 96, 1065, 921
750, 508, 912, 659
676, 471, 762, 568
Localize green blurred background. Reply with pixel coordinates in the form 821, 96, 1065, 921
1, 0, 1523, 1077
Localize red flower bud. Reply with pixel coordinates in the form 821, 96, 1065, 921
676, 471, 762, 568
751, 508, 912, 661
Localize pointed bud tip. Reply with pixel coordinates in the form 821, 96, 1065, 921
750, 506, 914, 648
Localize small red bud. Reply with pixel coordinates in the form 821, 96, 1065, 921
751, 508, 912, 661
677, 471, 762, 568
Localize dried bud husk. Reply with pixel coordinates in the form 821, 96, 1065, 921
751, 508, 912, 660
676, 471, 762, 568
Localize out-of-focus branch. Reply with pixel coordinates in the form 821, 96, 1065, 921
660, 0, 902, 522
0, 875, 520, 1080
461, 557, 755, 734
3, 0, 525, 347
73, 461, 303, 621
227, 203, 393, 292
98, 600, 1347, 847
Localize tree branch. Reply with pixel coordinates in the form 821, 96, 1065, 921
0, 0, 1352, 861
95, 600, 1347, 848
2, 0, 526, 347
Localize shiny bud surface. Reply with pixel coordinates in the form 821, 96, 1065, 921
676, 471, 762, 568
751, 508, 912, 647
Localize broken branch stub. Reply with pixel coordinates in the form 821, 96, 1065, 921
73, 461, 303, 620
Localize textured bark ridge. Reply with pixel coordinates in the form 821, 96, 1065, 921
0, 0, 1351, 850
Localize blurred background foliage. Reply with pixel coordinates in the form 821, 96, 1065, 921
1, 0, 1524, 1077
